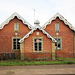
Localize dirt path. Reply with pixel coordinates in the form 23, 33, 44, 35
0, 64, 75, 75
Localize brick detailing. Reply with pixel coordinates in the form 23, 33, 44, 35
24, 53, 51, 60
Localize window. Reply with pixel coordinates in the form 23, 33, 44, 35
55, 22, 59, 31
14, 22, 19, 31
13, 38, 20, 50
55, 38, 61, 50
34, 38, 42, 52
36, 32, 39, 35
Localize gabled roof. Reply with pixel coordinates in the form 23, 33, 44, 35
19, 25, 56, 43
0, 12, 33, 29
42, 13, 75, 31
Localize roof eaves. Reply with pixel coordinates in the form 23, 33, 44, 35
42, 13, 75, 31
0, 12, 33, 30
19, 25, 56, 43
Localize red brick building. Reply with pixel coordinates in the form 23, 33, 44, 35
0, 12, 75, 60
0, 12, 33, 59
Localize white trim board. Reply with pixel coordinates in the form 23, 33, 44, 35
42, 13, 75, 31
0, 12, 33, 30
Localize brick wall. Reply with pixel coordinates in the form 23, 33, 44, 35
0, 16, 74, 60
24, 30, 52, 59
44, 17, 74, 58
0, 17, 30, 59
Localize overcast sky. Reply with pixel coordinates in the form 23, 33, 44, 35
0, 0, 75, 27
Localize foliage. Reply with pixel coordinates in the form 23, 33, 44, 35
56, 57, 75, 61
0, 58, 75, 66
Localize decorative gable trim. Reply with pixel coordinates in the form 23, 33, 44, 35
0, 12, 33, 29
42, 13, 75, 31
19, 25, 56, 43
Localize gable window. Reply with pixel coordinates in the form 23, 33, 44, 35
55, 22, 59, 31
14, 22, 19, 31
55, 38, 61, 50
13, 38, 20, 50
34, 38, 43, 52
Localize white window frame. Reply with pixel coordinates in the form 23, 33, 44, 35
33, 37, 43, 52
12, 37, 20, 50
55, 38, 61, 50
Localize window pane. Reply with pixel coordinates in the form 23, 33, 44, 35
55, 38, 61, 50
17, 42, 20, 45
39, 43, 41, 46
13, 39, 17, 49
58, 44, 61, 49
13, 42, 16, 45
58, 38, 60, 41
55, 42, 57, 49
17, 39, 20, 41
39, 43, 42, 51
39, 39, 42, 42
35, 43, 37, 46
34, 38, 42, 52
39, 45, 42, 51
17, 39, 20, 49
13, 38, 20, 50
34, 42, 37, 51
35, 46, 37, 51
13, 45, 16, 49
55, 23, 59, 31
14, 22, 18, 31
34, 39, 36, 42
13, 39, 16, 42
17, 45, 20, 49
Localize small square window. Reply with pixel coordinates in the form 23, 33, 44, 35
36, 32, 39, 35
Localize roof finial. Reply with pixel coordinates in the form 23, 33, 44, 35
33, 9, 35, 24
34, 20, 40, 25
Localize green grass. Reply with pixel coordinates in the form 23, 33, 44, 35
0, 58, 75, 66
56, 57, 75, 61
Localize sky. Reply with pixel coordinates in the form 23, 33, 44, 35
0, 0, 75, 27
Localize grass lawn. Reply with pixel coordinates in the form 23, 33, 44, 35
56, 57, 75, 61
0, 58, 75, 66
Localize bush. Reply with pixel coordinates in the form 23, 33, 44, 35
67, 61, 74, 64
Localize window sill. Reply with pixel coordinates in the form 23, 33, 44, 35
55, 49, 62, 51
33, 51, 43, 53
12, 49, 20, 51
55, 31, 60, 32
14, 31, 19, 32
